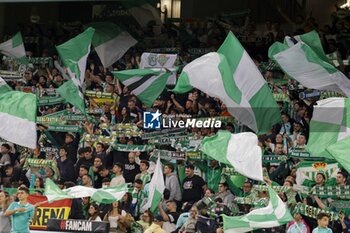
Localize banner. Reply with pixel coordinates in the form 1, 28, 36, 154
112, 143, 154, 152
0, 70, 22, 80
296, 161, 339, 187
28, 195, 72, 230
139, 53, 177, 69
313, 186, 350, 199
152, 149, 186, 161
223, 168, 241, 176
293, 203, 339, 221
37, 96, 65, 106
48, 125, 83, 133
47, 219, 110, 233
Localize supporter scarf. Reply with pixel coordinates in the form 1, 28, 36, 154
37, 96, 65, 106
112, 143, 154, 152
100, 123, 140, 131
48, 125, 83, 133
313, 186, 350, 199
289, 149, 311, 159
85, 90, 114, 99
24, 158, 59, 180
148, 134, 194, 145
171, 139, 202, 151
152, 149, 186, 161
253, 185, 291, 193
262, 154, 288, 164
141, 128, 187, 139
293, 203, 339, 221
29, 57, 53, 66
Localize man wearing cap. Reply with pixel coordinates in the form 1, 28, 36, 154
145, 215, 166, 233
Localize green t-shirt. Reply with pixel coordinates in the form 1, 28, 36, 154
7, 202, 35, 233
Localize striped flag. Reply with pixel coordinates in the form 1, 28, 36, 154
45, 178, 127, 204
56, 27, 95, 113
112, 69, 172, 107
269, 33, 350, 97
87, 22, 137, 68
0, 32, 28, 64
201, 130, 263, 181
223, 186, 293, 233
307, 98, 350, 159
173, 32, 280, 134
0, 77, 37, 148
284, 30, 330, 63
142, 156, 164, 213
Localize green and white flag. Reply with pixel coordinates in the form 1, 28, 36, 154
223, 186, 293, 233
87, 22, 137, 68
56, 27, 95, 113
0, 32, 27, 64
173, 32, 280, 133
45, 178, 127, 204
113, 69, 172, 107
0, 78, 37, 148
201, 130, 263, 181
307, 98, 350, 158
284, 30, 330, 63
269, 35, 350, 97
296, 161, 339, 188
327, 136, 350, 173
142, 156, 164, 213
122, 0, 161, 28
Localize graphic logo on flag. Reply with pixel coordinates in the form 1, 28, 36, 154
143, 110, 161, 129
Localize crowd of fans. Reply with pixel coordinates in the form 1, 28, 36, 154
0, 3, 350, 233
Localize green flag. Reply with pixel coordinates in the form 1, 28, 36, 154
56, 27, 95, 113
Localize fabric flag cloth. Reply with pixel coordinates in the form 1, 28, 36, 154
139, 53, 177, 69
112, 69, 172, 107
0, 32, 28, 64
295, 161, 339, 188
0, 77, 37, 148
121, 0, 161, 28
201, 130, 263, 181
87, 22, 137, 68
327, 136, 350, 173
223, 186, 293, 233
269, 32, 350, 97
139, 53, 178, 85
284, 30, 330, 63
172, 32, 280, 134
306, 98, 350, 159
45, 178, 127, 204
141, 156, 164, 213
56, 27, 95, 114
